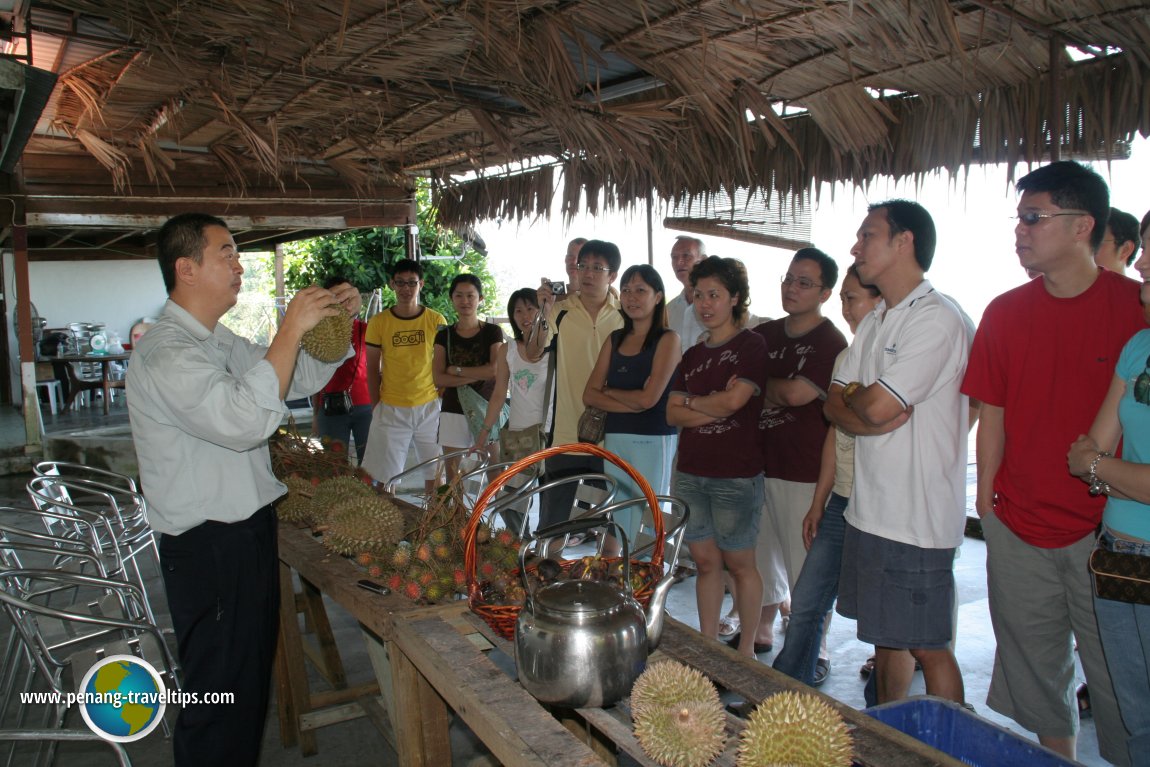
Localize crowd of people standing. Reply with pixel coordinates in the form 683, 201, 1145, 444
127, 158, 1150, 766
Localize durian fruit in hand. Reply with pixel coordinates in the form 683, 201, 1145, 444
323, 495, 404, 556
301, 305, 353, 363
736, 690, 852, 767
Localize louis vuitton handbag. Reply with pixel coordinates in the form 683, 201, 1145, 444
1090, 546, 1150, 606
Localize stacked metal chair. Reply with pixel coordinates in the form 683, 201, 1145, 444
0, 462, 173, 766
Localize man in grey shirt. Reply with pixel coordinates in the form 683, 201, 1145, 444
127, 213, 359, 766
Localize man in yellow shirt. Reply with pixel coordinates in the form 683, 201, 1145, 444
361, 258, 447, 490
536, 240, 624, 537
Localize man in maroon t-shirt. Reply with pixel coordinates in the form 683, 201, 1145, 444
745, 248, 846, 664
962, 161, 1141, 765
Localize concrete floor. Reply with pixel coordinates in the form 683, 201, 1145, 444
0, 400, 1109, 767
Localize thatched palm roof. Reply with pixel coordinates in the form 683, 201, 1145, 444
3, 0, 1148, 247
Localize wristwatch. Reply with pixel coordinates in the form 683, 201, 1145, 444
683, 396, 693, 410
454, 365, 463, 376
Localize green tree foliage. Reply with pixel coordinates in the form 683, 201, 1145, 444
278, 189, 498, 321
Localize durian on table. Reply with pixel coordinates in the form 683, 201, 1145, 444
736, 690, 852, 767
630, 661, 726, 767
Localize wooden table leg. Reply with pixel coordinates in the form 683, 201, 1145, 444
300, 579, 347, 689
389, 639, 451, 766
276, 560, 318, 755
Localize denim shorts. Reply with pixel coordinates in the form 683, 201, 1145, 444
838, 523, 955, 649
672, 470, 763, 552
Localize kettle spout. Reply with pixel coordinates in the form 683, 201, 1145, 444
645, 570, 677, 651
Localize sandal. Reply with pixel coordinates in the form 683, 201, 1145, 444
859, 655, 876, 679
718, 614, 740, 637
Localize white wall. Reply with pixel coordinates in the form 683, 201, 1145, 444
4, 255, 167, 399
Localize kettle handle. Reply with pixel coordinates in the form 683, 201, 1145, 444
518, 515, 632, 605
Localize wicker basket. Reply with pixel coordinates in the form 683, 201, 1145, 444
464, 443, 664, 640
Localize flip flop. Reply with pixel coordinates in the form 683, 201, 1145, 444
726, 632, 772, 654
718, 615, 740, 637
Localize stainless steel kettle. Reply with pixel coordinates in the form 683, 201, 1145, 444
514, 517, 676, 708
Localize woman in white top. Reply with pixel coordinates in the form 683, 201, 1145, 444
478, 288, 550, 533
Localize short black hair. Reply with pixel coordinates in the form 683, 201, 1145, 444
1107, 208, 1141, 267
578, 240, 622, 273
846, 264, 880, 297
1016, 161, 1110, 251
689, 256, 751, 326
449, 273, 483, 297
792, 247, 839, 291
869, 200, 937, 271
391, 258, 423, 279
156, 213, 229, 294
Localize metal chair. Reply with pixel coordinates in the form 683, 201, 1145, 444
456, 459, 542, 536
593, 494, 691, 571
0, 729, 131, 767
0, 570, 179, 765
382, 448, 489, 501
25, 477, 161, 625
485, 472, 618, 553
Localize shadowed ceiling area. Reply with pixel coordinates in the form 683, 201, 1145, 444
0, 0, 1147, 255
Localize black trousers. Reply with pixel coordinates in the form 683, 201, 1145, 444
159, 504, 279, 767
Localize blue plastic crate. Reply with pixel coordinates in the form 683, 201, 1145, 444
865, 696, 1082, 767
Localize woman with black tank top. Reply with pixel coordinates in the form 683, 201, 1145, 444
583, 264, 681, 557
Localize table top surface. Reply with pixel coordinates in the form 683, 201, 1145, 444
53, 352, 132, 363
278, 522, 968, 767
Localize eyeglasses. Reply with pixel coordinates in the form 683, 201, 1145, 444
781, 274, 824, 290
576, 263, 612, 273
1135, 354, 1150, 406
392, 279, 420, 288
1014, 210, 1090, 226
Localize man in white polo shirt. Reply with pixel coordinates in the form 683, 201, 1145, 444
825, 199, 971, 705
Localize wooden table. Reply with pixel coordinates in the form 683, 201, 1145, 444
276, 522, 969, 766
57, 352, 131, 414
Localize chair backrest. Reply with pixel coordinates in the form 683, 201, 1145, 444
0, 569, 179, 696
594, 494, 690, 570
34, 462, 140, 494
457, 459, 541, 516
382, 448, 488, 498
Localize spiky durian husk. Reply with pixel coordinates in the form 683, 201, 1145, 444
635, 700, 726, 767
322, 496, 404, 556
301, 308, 353, 363
630, 661, 720, 721
308, 475, 373, 527
735, 691, 852, 767
276, 476, 315, 523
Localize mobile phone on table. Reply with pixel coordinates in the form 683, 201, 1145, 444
357, 579, 391, 596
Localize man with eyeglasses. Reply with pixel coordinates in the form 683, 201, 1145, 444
962, 161, 1141, 765
536, 240, 624, 549
1094, 207, 1141, 275
746, 248, 847, 682
361, 258, 447, 492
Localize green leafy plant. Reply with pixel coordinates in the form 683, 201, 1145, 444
277, 186, 497, 321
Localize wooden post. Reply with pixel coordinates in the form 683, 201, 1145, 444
646, 189, 654, 266
13, 218, 42, 450
1049, 34, 1063, 161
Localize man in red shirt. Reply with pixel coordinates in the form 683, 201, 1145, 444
962, 161, 1141, 765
